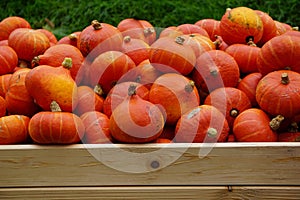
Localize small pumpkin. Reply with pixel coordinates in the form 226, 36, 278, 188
0, 45, 18, 75
57, 31, 81, 47
28, 101, 85, 144
149, 73, 200, 125
233, 108, 278, 142
219, 7, 263, 45
158, 26, 182, 38
109, 84, 165, 143
0, 74, 12, 98
256, 70, 300, 119
0, 16, 31, 41
175, 23, 209, 38
175, 105, 229, 143
0, 115, 30, 144
80, 111, 112, 144
8, 28, 50, 61
0, 96, 6, 117
195, 19, 221, 41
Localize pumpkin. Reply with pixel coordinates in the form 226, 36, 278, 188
25, 58, 78, 112
77, 20, 123, 58
0, 96, 6, 117
257, 35, 300, 76
213, 35, 229, 51
149, 36, 196, 75
219, 7, 263, 45
175, 24, 209, 38
282, 30, 300, 37
103, 81, 149, 117
204, 87, 252, 129
36, 28, 58, 45
0, 45, 18, 75
233, 108, 278, 142
28, 101, 85, 144
0, 40, 8, 46
117, 18, 156, 45
225, 42, 260, 74
80, 111, 112, 144
57, 31, 81, 47
195, 19, 221, 41
237, 72, 263, 107
175, 105, 229, 143
8, 28, 50, 62
0, 16, 31, 41
74, 85, 104, 116
278, 132, 300, 142
255, 10, 277, 46
121, 35, 150, 65
0, 115, 30, 144
256, 70, 300, 119
155, 138, 173, 143
180, 34, 216, 58
0, 74, 12, 98
109, 84, 165, 143
31, 44, 84, 83
149, 73, 200, 125
192, 50, 240, 93
158, 26, 182, 38
5, 68, 40, 116
88, 50, 136, 95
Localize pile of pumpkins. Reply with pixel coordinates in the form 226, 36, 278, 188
0, 6, 300, 145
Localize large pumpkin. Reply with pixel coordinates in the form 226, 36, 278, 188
0, 45, 18, 75
0, 16, 31, 41
175, 105, 229, 143
36, 28, 57, 45
219, 7, 263, 45
233, 108, 278, 142
257, 35, 300, 76
256, 70, 300, 119
0, 115, 30, 144
8, 28, 50, 61
149, 73, 200, 125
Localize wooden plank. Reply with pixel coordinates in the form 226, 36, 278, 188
1, 186, 300, 200
0, 143, 300, 187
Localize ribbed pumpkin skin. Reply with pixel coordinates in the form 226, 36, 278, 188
257, 35, 300, 76
8, 28, 50, 61
149, 36, 196, 75
103, 81, 149, 118
32, 44, 84, 82
109, 94, 165, 143
237, 72, 263, 107
25, 65, 78, 112
219, 7, 263, 45
36, 29, 58, 45
89, 51, 136, 95
149, 73, 200, 125
28, 112, 85, 144
195, 19, 221, 41
255, 10, 277, 46
0, 96, 6, 117
225, 43, 260, 74
175, 105, 229, 143
0, 45, 18, 75
175, 24, 209, 38
233, 108, 278, 142
0, 16, 31, 41
80, 111, 112, 144
5, 68, 40, 117
192, 50, 240, 93
0, 115, 30, 144
78, 21, 123, 57
0, 74, 12, 98
256, 70, 300, 118
204, 87, 252, 129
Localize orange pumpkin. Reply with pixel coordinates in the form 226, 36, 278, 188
57, 31, 81, 47
0, 45, 18, 75
255, 10, 277, 46
0, 115, 30, 144
0, 74, 12, 98
8, 28, 50, 61
158, 26, 182, 38
175, 23, 209, 37
219, 7, 263, 45
0, 16, 31, 41
195, 19, 221, 41
0, 96, 6, 117
36, 28, 58, 45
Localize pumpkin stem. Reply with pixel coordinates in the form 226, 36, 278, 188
123, 35, 131, 43
292, 26, 299, 31
128, 84, 137, 96
91, 20, 102, 30
143, 27, 155, 36
68, 33, 78, 40
135, 75, 142, 83
207, 127, 218, 138
50, 101, 62, 112
210, 69, 219, 77
94, 84, 104, 96
269, 115, 285, 131
31, 56, 40, 68
62, 57, 72, 69
175, 36, 185, 45
247, 37, 257, 47
287, 122, 299, 133
184, 80, 195, 93
230, 108, 239, 118
281, 72, 289, 85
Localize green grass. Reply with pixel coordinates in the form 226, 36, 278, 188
0, 0, 299, 39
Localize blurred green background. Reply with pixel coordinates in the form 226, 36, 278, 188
0, 0, 299, 39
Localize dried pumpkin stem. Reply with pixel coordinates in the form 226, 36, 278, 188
68, 33, 78, 40
50, 101, 62, 112
175, 36, 185, 45
230, 108, 239, 117
123, 35, 131, 43
62, 57, 72, 69
94, 84, 104, 96
281, 73, 289, 85
184, 80, 195, 93
207, 127, 218, 138
144, 27, 155, 36
128, 84, 137, 96
269, 115, 285, 131
31, 56, 40, 67
91, 20, 102, 30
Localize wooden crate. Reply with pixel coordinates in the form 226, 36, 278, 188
1, 142, 300, 199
